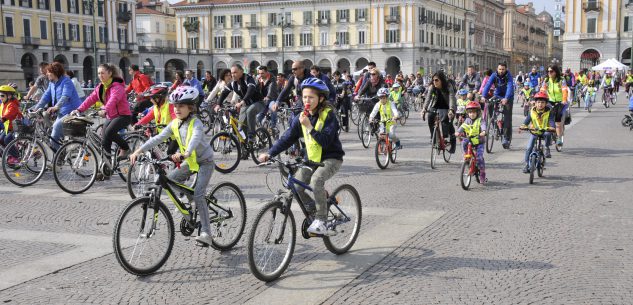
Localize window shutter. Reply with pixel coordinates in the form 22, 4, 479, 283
62, 23, 66, 40
53, 22, 58, 39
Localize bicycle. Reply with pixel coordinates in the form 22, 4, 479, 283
52, 115, 145, 194
374, 119, 398, 169
396, 98, 410, 126
357, 97, 378, 148
247, 157, 361, 282
113, 155, 247, 276
457, 133, 483, 190
484, 97, 505, 153
209, 105, 272, 174
602, 87, 615, 108
626, 83, 633, 99
520, 127, 553, 184
621, 113, 633, 128
426, 108, 453, 169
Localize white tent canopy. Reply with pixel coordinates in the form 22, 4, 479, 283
591, 58, 628, 71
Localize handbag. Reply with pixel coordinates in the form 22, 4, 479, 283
564, 107, 572, 125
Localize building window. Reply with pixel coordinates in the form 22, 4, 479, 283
587, 18, 596, 33
100, 55, 105, 64
268, 13, 277, 26
267, 34, 276, 47
318, 10, 330, 22
250, 14, 256, 24
214, 16, 225, 27
283, 33, 293, 47
5, 17, 13, 37
73, 54, 78, 63
55, 0, 60, 11
358, 31, 366, 44
625, 17, 630, 32
38, 0, 48, 9
303, 11, 312, 25
69, 0, 77, 13
419, 30, 424, 43
231, 35, 242, 48
335, 32, 349, 45
300, 33, 312, 46
389, 6, 399, 17
385, 29, 399, 43
156, 22, 160, 33
188, 37, 199, 49
43, 52, 49, 62
40, 20, 47, 39
336, 9, 349, 22
250, 34, 257, 48
97, 2, 103, 16
214, 36, 226, 49
356, 8, 367, 21
320, 32, 328, 45
231, 15, 242, 27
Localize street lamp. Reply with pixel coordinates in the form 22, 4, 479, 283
529, 55, 539, 70
551, 57, 560, 65
83, 0, 103, 82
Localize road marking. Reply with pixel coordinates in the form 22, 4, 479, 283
244, 209, 444, 305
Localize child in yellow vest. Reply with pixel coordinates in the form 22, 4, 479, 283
370, 87, 401, 149
455, 101, 487, 184
520, 91, 555, 173
129, 86, 216, 246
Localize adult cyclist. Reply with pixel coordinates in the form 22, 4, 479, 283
217, 64, 264, 142
460, 65, 482, 93
625, 70, 633, 97
539, 64, 569, 148
481, 62, 515, 149
528, 67, 541, 90
600, 71, 615, 106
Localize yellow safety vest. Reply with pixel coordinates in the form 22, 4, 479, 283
547, 79, 563, 103
522, 88, 532, 99
154, 102, 173, 134
529, 108, 551, 135
171, 118, 199, 172
605, 78, 612, 85
460, 117, 481, 145
379, 102, 394, 131
577, 74, 588, 85
0, 102, 10, 131
302, 107, 331, 163
626, 75, 633, 83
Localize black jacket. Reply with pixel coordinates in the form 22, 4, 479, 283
219, 74, 262, 106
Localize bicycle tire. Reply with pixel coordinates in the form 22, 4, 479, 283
323, 184, 362, 255
198, 109, 212, 134
210, 131, 241, 174
126, 155, 156, 199
399, 111, 408, 126
555, 135, 563, 152
460, 159, 472, 190
375, 138, 390, 169
389, 140, 398, 163
208, 182, 247, 251
247, 200, 296, 282
251, 128, 272, 165
117, 134, 145, 182
211, 115, 223, 136
356, 115, 364, 140
529, 154, 536, 184
360, 117, 372, 148
611, 95, 617, 105
443, 141, 453, 163
485, 116, 495, 153
430, 126, 438, 169
113, 197, 175, 276
537, 154, 545, 177
351, 103, 360, 126
53, 141, 98, 194
622, 115, 633, 127
2, 137, 48, 187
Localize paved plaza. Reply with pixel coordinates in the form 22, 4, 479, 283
0, 94, 632, 304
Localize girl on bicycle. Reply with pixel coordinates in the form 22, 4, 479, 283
370, 87, 401, 149
455, 101, 487, 184
0, 85, 23, 165
539, 64, 568, 147
520, 91, 555, 173
582, 80, 597, 112
258, 78, 344, 236
72, 63, 132, 162
129, 86, 216, 245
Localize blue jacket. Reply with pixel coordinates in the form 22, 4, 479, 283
482, 72, 515, 100
528, 72, 540, 88
34, 75, 82, 116
268, 107, 345, 161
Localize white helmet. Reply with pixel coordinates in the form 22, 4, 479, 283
377, 87, 390, 97
169, 86, 199, 105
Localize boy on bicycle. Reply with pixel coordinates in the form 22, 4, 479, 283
370, 87, 401, 149
583, 80, 597, 111
455, 89, 469, 125
129, 86, 216, 246
0, 85, 23, 165
520, 91, 555, 173
455, 101, 487, 184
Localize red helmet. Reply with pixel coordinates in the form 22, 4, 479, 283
533, 91, 549, 101
465, 101, 480, 110
142, 84, 169, 99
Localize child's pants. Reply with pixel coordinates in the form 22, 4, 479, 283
461, 139, 485, 181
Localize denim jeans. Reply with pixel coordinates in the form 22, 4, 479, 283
51, 114, 67, 151
239, 101, 265, 136
524, 132, 551, 163
256, 101, 278, 127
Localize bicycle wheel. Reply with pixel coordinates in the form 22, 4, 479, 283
413, 97, 421, 112
211, 115, 223, 136
116, 134, 145, 182
210, 131, 241, 174
399, 112, 408, 126
53, 141, 98, 194
430, 127, 438, 169
555, 135, 563, 152
529, 154, 536, 184
360, 117, 372, 148
251, 128, 272, 164
126, 155, 156, 199
485, 116, 495, 153
2, 137, 48, 187
389, 140, 398, 163
351, 103, 360, 126
113, 197, 175, 276
611, 95, 617, 105
443, 140, 453, 163
537, 154, 545, 177
460, 159, 472, 190
207, 182, 247, 251
323, 184, 362, 255
374, 138, 390, 169
622, 115, 633, 127
198, 109, 212, 134
247, 200, 296, 282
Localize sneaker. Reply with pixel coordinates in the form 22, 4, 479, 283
545, 147, 552, 158
307, 219, 329, 236
522, 164, 530, 174
195, 232, 213, 245
502, 140, 510, 149
117, 149, 130, 161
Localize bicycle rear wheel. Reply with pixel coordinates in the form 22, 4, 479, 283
351, 103, 360, 125
210, 132, 241, 174
2, 137, 48, 187
53, 141, 98, 194
529, 154, 536, 184
537, 154, 545, 177
247, 201, 296, 282
116, 134, 145, 182
485, 116, 495, 153
430, 126, 438, 169
460, 159, 472, 190
323, 184, 362, 255
443, 141, 453, 163
251, 128, 272, 164
374, 138, 390, 169
207, 182, 247, 251
360, 117, 372, 148
113, 197, 175, 276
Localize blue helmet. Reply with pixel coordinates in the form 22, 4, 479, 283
524, 82, 530, 87
301, 78, 330, 96
457, 89, 468, 95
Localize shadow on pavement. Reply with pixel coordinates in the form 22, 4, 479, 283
561, 148, 633, 158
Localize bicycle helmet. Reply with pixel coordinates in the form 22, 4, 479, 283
142, 84, 169, 99
301, 78, 330, 96
465, 101, 481, 110
523, 82, 530, 87
377, 87, 390, 97
392, 83, 401, 88
533, 91, 549, 101
0, 85, 16, 94
7, 83, 18, 90
457, 89, 469, 95
169, 85, 199, 105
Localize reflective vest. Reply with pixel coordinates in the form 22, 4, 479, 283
379, 102, 394, 130
0, 102, 10, 131
547, 79, 563, 103
522, 88, 532, 99
605, 78, 612, 85
529, 108, 551, 135
460, 117, 481, 145
302, 108, 331, 163
577, 74, 588, 85
389, 89, 402, 106
171, 118, 199, 172
626, 75, 633, 83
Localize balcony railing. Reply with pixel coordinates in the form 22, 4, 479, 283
582, 1, 601, 12
117, 10, 132, 23
226, 48, 244, 54
22, 37, 41, 46
84, 40, 94, 49
54, 39, 70, 48
338, 18, 348, 23
382, 42, 402, 49
232, 22, 242, 29
357, 17, 366, 22
138, 45, 178, 53
214, 23, 225, 29
579, 32, 604, 40
246, 22, 260, 29
317, 18, 329, 25
385, 15, 400, 24
119, 42, 135, 51
261, 47, 278, 53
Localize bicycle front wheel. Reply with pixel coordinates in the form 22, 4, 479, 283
116, 134, 145, 182
389, 140, 398, 163
2, 137, 48, 187
323, 184, 362, 255
247, 201, 296, 282
113, 197, 175, 276
443, 141, 453, 163
207, 182, 247, 251
360, 117, 372, 148
351, 103, 360, 125
374, 138, 390, 169
485, 117, 495, 153
430, 127, 438, 169
460, 159, 472, 190
529, 154, 536, 184
53, 141, 98, 194
126, 156, 156, 199
251, 128, 272, 164
210, 131, 241, 174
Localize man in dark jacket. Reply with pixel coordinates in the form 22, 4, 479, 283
255, 66, 280, 130
202, 71, 217, 95
277, 60, 314, 109
218, 64, 264, 140
310, 65, 337, 102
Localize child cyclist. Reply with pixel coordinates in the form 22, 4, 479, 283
370, 87, 402, 149
520, 91, 555, 173
583, 80, 597, 112
128, 86, 216, 245
455, 101, 487, 184
258, 78, 344, 236
0, 85, 23, 165
455, 89, 469, 126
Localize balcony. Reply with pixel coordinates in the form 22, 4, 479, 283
338, 18, 348, 23
454, 24, 461, 32
246, 22, 260, 29
54, 39, 70, 49
214, 23, 225, 29
117, 10, 132, 23
22, 37, 41, 47
232, 22, 242, 29
445, 22, 453, 30
226, 48, 244, 54
436, 20, 444, 28
357, 17, 366, 22
333, 44, 351, 51
419, 16, 427, 24
579, 32, 604, 40
184, 20, 199, 33
138, 46, 178, 53
385, 15, 400, 24
583, 1, 601, 12
119, 42, 134, 51
177, 48, 210, 54
382, 42, 402, 49
84, 40, 94, 49
317, 18, 329, 25
261, 47, 278, 53
297, 45, 313, 52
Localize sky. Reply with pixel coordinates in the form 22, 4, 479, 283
516, 0, 558, 15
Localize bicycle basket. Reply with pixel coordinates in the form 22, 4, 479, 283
358, 99, 375, 113
62, 120, 89, 138
12, 118, 35, 134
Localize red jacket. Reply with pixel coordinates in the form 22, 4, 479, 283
135, 103, 176, 126
126, 71, 153, 94
1, 98, 22, 131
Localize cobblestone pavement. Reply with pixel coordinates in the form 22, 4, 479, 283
0, 94, 632, 304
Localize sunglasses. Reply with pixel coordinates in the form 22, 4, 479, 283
0, 94, 5, 98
